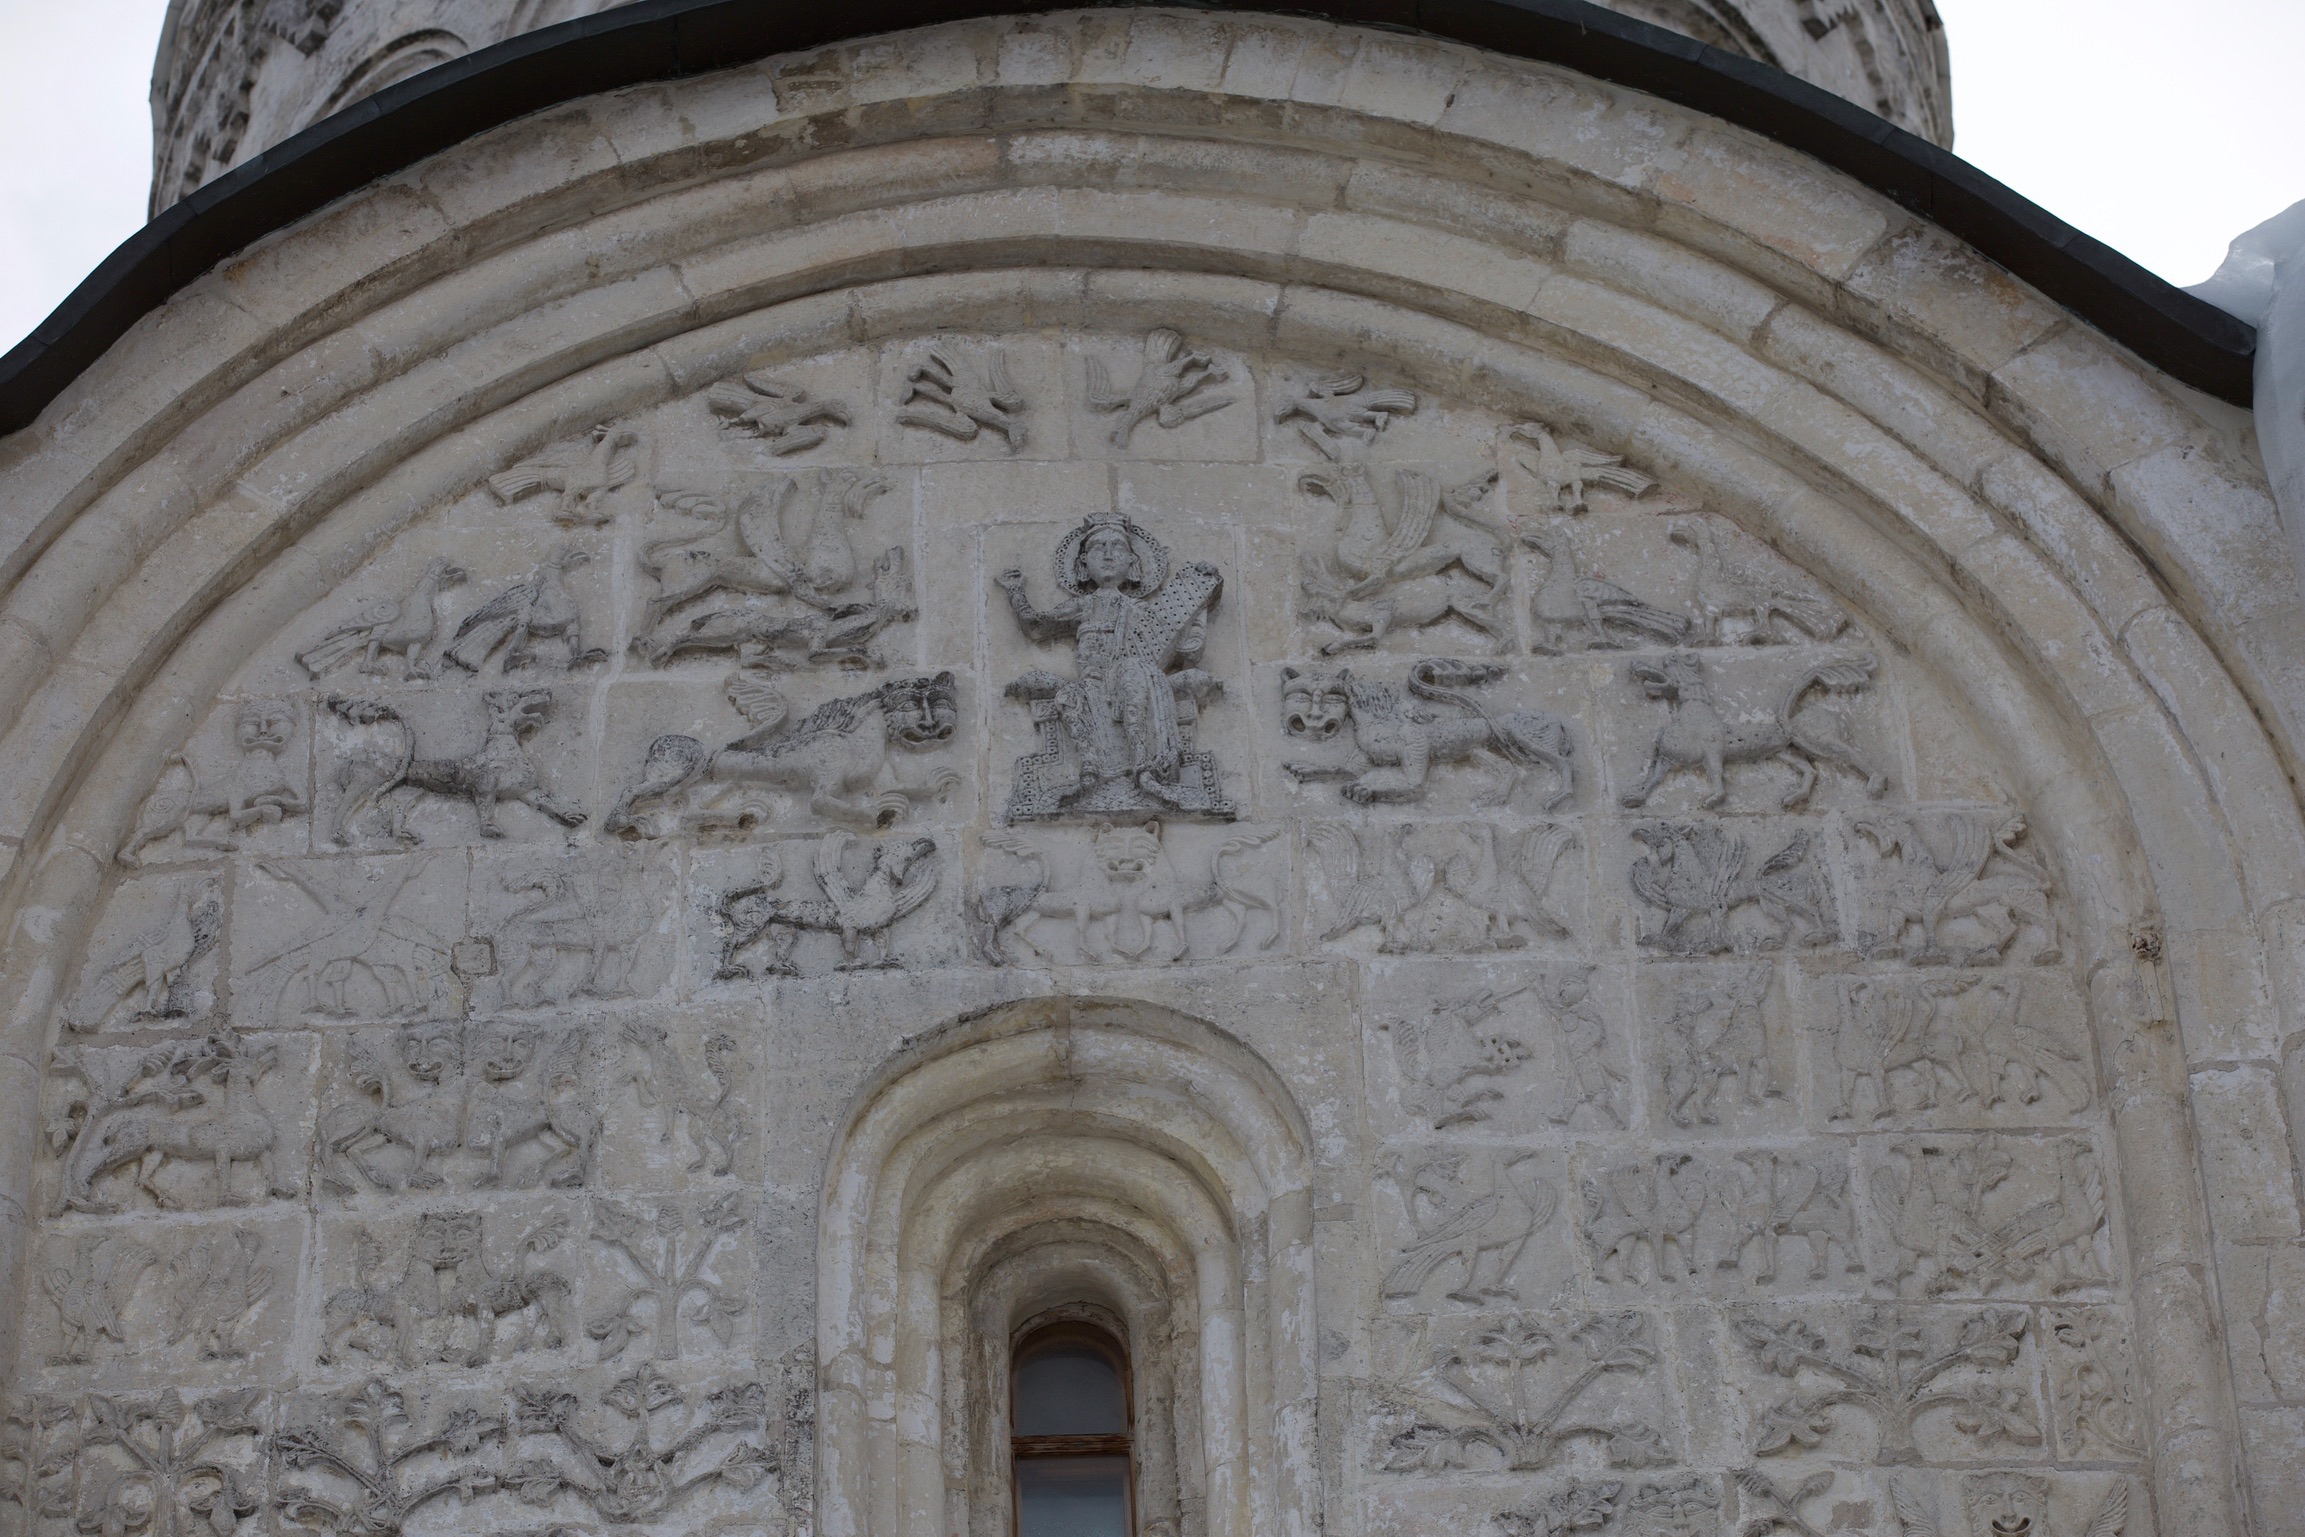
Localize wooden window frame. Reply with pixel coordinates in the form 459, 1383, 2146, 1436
1011, 1320, 1135, 1536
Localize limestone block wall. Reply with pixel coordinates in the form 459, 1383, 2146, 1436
1, 10, 2298, 1536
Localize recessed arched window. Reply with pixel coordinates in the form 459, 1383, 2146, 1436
1011, 1321, 1133, 1536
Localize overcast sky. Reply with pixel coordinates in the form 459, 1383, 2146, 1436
0, 0, 2299, 359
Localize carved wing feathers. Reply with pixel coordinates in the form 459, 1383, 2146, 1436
2080, 1484, 2129, 1537
812, 831, 860, 898
1382, 469, 1442, 562
887, 850, 943, 923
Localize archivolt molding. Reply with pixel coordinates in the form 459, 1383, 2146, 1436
820, 998, 1319, 1537
0, 11, 2290, 1532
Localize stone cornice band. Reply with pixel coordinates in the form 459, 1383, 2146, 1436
0, 0, 2258, 436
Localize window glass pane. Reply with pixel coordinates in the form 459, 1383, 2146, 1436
1013, 1342, 1126, 1435
1016, 1455, 1130, 1537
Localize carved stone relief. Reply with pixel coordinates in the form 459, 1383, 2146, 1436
967, 820, 1280, 966
997, 511, 1232, 819
35, 325, 2135, 1537
1281, 658, 1576, 810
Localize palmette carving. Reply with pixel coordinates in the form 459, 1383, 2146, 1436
18, 1390, 266, 1537
1376, 1312, 1670, 1471
1852, 810, 2060, 966
120, 701, 308, 866
1735, 1306, 2040, 1462
1296, 463, 1509, 653
326, 689, 585, 845
707, 373, 850, 452
505, 1366, 773, 1525
604, 672, 958, 836
1511, 423, 1654, 514
1624, 1475, 1720, 1537
1628, 822, 1830, 955
1384, 1150, 1557, 1304
712, 831, 941, 978
1868, 1136, 2109, 1298
1282, 659, 1575, 810
47, 1033, 296, 1215
2042, 1308, 2141, 1459
489, 426, 643, 526
296, 557, 467, 682
1274, 372, 1416, 460
318, 1022, 597, 1196
1619, 652, 1887, 811
897, 345, 1027, 451
968, 820, 1279, 966
998, 512, 1232, 819
321, 1211, 573, 1368
272, 1380, 503, 1537
1083, 327, 1235, 447
1313, 821, 1576, 954
587, 1194, 749, 1362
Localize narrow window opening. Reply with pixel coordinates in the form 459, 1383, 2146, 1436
1011, 1321, 1133, 1537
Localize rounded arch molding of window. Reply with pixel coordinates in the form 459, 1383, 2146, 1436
820, 997, 1320, 1537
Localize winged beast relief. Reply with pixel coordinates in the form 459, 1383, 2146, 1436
707, 371, 851, 452
63, 876, 222, 1032
316, 1020, 598, 1196
438, 544, 606, 675
46, 1032, 297, 1216
636, 470, 911, 669
1867, 1135, 2110, 1298
1511, 422, 1655, 514
1852, 808, 2061, 965
897, 344, 1028, 451
1581, 1151, 1860, 1287
489, 424, 644, 525
1282, 657, 1575, 810
1619, 651, 1888, 811
1272, 371, 1417, 459
967, 820, 1280, 966
120, 699, 309, 865
1517, 517, 1691, 654
478, 845, 674, 1009
1664, 511, 1850, 645
712, 830, 943, 978
40, 1228, 273, 1372
604, 671, 959, 836
1083, 326, 1236, 447
325, 689, 585, 845
296, 556, 467, 682
1296, 463, 1510, 653
322, 1210, 574, 1368
1310, 820, 1575, 954
1825, 973, 2091, 1123
1628, 820, 1831, 955
998, 510, 1232, 819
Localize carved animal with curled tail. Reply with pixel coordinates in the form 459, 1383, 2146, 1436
1618, 651, 1886, 810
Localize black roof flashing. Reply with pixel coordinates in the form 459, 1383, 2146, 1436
0, 0, 2257, 434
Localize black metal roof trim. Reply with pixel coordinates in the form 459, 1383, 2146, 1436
0, 0, 2255, 435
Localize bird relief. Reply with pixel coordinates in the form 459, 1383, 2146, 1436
1295, 461, 1511, 654
896, 343, 1029, 452
709, 830, 944, 979
996, 510, 1234, 820
489, 424, 647, 526
634, 469, 913, 671
1082, 326, 1237, 448
1307, 820, 1577, 955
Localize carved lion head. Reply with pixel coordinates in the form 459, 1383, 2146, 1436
1280, 667, 1350, 740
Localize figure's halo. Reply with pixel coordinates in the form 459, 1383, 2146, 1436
1053, 511, 1168, 596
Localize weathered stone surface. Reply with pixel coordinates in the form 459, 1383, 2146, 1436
2, 8, 2298, 1535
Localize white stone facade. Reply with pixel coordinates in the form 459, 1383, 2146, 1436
4, 9, 2299, 1536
